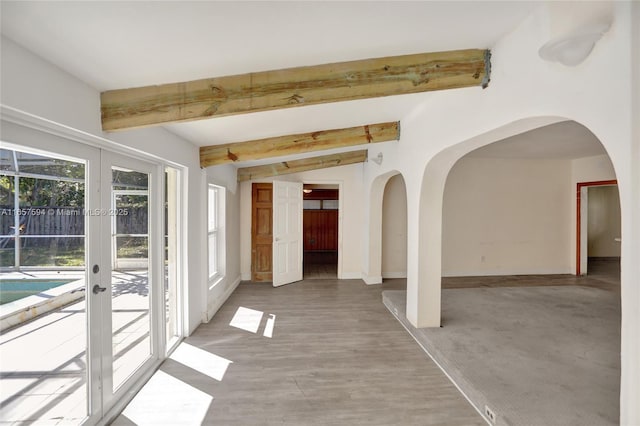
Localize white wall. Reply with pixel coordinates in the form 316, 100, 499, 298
442, 157, 572, 276
240, 163, 364, 280
571, 154, 617, 183
204, 165, 242, 321
381, 174, 407, 278
627, 4, 640, 424
587, 186, 621, 258
0, 36, 206, 334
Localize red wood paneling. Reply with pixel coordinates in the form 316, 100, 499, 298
303, 210, 338, 251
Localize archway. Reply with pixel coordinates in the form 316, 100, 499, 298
363, 170, 403, 285
381, 174, 407, 281
409, 116, 571, 326
406, 117, 622, 425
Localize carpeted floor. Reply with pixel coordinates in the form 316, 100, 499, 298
383, 280, 620, 426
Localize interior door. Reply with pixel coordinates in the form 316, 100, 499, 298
99, 151, 161, 413
251, 183, 273, 282
272, 180, 303, 287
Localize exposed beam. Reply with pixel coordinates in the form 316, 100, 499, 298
101, 49, 490, 131
199, 121, 398, 168
237, 150, 367, 182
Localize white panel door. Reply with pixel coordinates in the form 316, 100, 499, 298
272, 180, 303, 287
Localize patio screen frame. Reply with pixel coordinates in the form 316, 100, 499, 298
1, 148, 86, 271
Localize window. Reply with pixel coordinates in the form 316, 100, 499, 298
207, 184, 225, 284
302, 199, 338, 210
321, 199, 339, 210
303, 200, 321, 210
0, 148, 86, 270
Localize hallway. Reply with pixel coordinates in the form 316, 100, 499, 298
303, 251, 338, 280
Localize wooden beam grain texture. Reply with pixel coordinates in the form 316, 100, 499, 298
237, 150, 367, 182
200, 121, 398, 168
101, 49, 490, 131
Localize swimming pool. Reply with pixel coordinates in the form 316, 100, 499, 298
0, 280, 74, 305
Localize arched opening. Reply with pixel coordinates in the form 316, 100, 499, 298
403, 118, 621, 425
381, 174, 407, 281
364, 170, 403, 285
442, 121, 619, 281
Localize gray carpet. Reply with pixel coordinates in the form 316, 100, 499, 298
383, 286, 620, 426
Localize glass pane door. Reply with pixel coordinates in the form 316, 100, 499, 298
100, 151, 159, 409
111, 174, 150, 391
1, 125, 176, 424
0, 143, 99, 425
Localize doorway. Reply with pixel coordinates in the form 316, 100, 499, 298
250, 182, 341, 282
577, 180, 621, 278
0, 124, 182, 424
302, 184, 339, 279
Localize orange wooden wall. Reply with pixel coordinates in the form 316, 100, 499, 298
303, 210, 338, 251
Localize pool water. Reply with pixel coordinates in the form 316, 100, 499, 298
0, 280, 74, 305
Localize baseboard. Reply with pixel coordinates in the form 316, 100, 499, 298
362, 274, 382, 285
241, 272, 251, 281
442, 268, 573, 277
587, 257, 620, 262
205, 275, 242, 322
382, 272, 407, 279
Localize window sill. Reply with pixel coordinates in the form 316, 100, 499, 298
208, 274, 225, 290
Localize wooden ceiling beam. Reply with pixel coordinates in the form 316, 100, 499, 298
101, 49, 490, 131
199, 121, 398, 168
237, 150, 367, 182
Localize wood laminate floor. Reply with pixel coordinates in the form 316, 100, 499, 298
303, 251, 338, 280
113, 279, 484, 425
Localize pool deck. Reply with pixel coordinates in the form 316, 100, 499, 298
0, 270, 150, 425
1, 271, 85, 331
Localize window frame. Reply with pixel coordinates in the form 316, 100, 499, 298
207, 183, 225, 287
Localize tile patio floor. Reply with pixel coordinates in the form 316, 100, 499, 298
0, 271, 150, 425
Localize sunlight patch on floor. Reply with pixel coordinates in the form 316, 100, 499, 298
170, 343, 232, 382
263, 314, 276, 338
121, 370, 212, 425
229, 307, 263, 333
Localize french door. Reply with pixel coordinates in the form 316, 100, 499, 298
95, 151, 161, 418
0, 124, 165, 425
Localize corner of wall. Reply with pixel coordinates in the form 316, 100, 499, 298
362, 273, 382, 285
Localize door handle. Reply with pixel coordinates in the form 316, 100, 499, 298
92, 284, 107, 294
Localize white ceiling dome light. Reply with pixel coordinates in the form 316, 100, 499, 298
538, 21, 611, 67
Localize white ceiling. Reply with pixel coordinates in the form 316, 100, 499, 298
1, 2, 604, 163
467, 121, 607, 159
